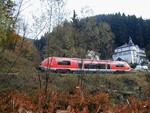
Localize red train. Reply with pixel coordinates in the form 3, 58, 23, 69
39, 57, 131, 73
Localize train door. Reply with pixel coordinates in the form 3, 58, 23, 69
77, 61, 83, 73
106, 64, 111, 73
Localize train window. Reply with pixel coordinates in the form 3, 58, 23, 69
116, 64, 124, 67
99, 64, 105, 69
84, 64, 105, 69
107, 64, 110, 69
58, 60, 71, 65
78, 63, 82, 68
84, 64, 96, 69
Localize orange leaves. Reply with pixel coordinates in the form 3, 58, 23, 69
0, 89, 150, 113
105, 97, 150, 113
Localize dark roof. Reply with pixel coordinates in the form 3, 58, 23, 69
116, 37, 135, 49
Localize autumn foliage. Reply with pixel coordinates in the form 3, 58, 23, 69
0, 87, 150, 113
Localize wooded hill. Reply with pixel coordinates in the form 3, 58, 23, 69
34, 13, 150, 60
95, 13, 150, 59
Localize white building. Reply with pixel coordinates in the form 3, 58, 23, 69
86, 50, 100, 60
112, 37, 147, 64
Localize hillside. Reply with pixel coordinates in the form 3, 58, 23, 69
0, 71, 150, 112
34, 13, 150, 60
0, 51, 38, 73
0, 48, 150, 112
95, 13, 150, 59
95, 13, 150, 46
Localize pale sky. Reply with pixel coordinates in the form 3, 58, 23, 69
19, 0, 150, 20
14, 0, 150, 38
66, 0, 150, 19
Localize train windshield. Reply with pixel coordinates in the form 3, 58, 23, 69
116, 64, 124, 67
58, 60, 71, 65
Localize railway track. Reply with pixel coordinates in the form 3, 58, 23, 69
0, 73, 18, 76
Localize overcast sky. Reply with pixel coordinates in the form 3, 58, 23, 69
15, 0, 150, 38
66, 0, 150, 19
19, 0, 150, 20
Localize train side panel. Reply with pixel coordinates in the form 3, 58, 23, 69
39, 57, 79, 72
39, 57, 131, 73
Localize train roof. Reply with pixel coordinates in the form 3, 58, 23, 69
46, 57, 114, 63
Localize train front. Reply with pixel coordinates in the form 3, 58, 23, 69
39, 57, 52, 71
124, 62, 131, 71
111, 61, 131, 73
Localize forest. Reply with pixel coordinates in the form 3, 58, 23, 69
0, 0, 150, 112
34, 13, 150, 60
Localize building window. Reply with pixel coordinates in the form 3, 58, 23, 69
58, 60, 71, 65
